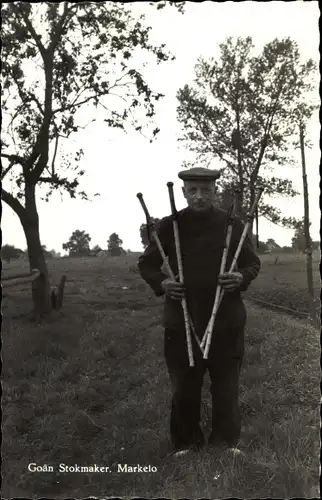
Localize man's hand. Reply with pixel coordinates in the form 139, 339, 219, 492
218, 272, 243, 292
161, 277, 185, 301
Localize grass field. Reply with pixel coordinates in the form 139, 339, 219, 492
1, 253, 320, 498
245, 252, 320, 320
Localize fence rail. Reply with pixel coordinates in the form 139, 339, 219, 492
2, 269, 40, 289
247, 296, 319, 327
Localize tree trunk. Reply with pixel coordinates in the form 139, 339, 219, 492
22, 184, 51, 316
247, 187, 256, 241
232, 78, 244, 221
234, 186, 243, 219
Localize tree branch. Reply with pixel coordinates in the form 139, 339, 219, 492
39, 176, 64, 184
31, 93, 44, 116
27, 8, 72, 181
1, 153, 30, 180
52, 92, 98, 115
49, 3, 70, 54
252, 69, 286, 184
52, 71, 137, 116
10, 71, 27, 106
17, 7, 47, 61
28, 67, 56, 180
1, 153, 26, 167
7, 101, 28, 137
52, 85, 131, 117
193, 114, 236, 171
234, 73, 245, 199
51, 131, 59, 176
261, 211, 298, 229
1, 188, 26, 220
1, 164, 15, 180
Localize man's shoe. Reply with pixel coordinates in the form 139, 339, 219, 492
173, 441, 204, 457
173, 448, 190, 457
226, 447, 245, 457
208, 435, 245, 456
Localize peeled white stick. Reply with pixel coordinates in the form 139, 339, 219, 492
201, 225, 233, 352
137, 193, 202, 353
210, 219, 252, 320
172, 217, 194, 367
167, 182, 194, 367
202, 224, 233, 358
138, 191, 196, 364
202, 226, 246, 351
201, 198, 236, 352
227, 187, 264, 276
151, 230, 202, 352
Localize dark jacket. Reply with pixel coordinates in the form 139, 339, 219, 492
137, 206, 261, 336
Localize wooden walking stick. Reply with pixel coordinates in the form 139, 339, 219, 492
201, 187, 264, 351
225, 187, 264, 276
202, 196, 237, 358
166, 182, 194, 367
137, 193, 202, 353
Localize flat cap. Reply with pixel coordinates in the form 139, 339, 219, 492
178, 167, 221, 181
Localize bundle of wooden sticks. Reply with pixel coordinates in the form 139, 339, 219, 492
137, 184, 263, 367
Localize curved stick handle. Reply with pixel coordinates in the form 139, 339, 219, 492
137, 192, 156, 243
167, 182, 177, 218
137, 193, 151, 224
136, 191, 199, 361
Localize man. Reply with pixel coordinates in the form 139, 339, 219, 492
137, 167, 261, 456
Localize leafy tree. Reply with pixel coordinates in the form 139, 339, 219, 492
107, 233, 125, 256
62, 230, 91, 256
1, 244, 24, 262
91, 244, 102, 254
291, 218, 312, 253
1, 1, 184, 314
140, 218, 161, 248
49, 249, 61, 258
177, 36, 317, 233
213, 182, 245, 212
265, 238, 281, 253
140, 223, 149, 248
266, 238, 281, 248
311, 241, 320, 251
41, 244, 53, 259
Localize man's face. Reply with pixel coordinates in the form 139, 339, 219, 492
182, 180, 216, 212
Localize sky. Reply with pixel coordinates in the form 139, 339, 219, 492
2, 1, 320, 253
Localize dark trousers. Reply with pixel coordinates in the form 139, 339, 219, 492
164, 325, 244, 451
